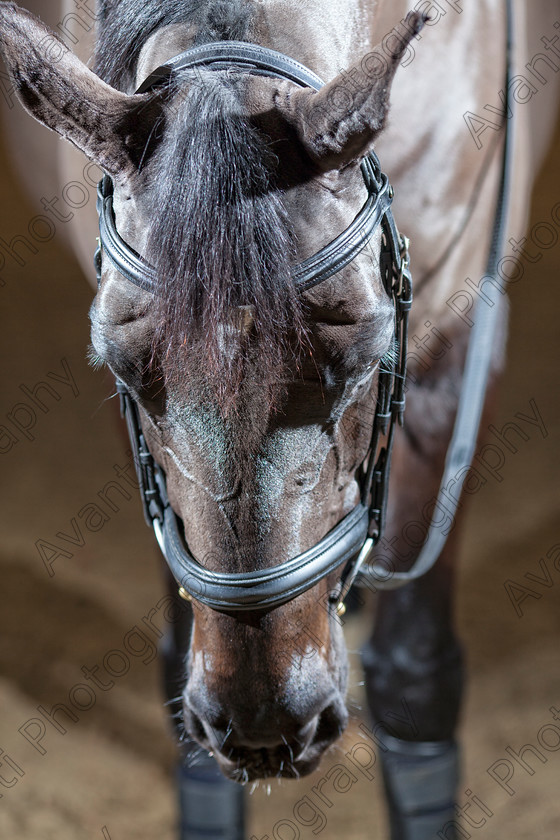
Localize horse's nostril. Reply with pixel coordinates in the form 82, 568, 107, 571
183, 686, 348, 770
183, 703, 209, 746
291, 719, 318, 758
314, 701, 349, 747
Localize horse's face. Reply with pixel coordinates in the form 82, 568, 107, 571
0, 4, 422, 780
89, 88, 393, 780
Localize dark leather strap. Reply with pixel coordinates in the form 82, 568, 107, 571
103, 5, 514, 610
154, 502, 369, 612
117, 376, 373, 612
97, 178, 156, 291
97, 43, 393, 295
113, 206, 409, 613
359, 0, 515, 589
137, 40, 325, 93
295, 160, 393, 291
96, 157, 391, 294
102, 39, 403, 613
117, 376, 384, 613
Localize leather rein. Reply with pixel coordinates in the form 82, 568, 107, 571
95, 23, 513, 613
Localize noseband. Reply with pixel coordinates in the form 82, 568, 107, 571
95, 41, 412, 614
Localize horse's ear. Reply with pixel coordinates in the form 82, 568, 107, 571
0, 3, 161, 179
277, 12, 426, 171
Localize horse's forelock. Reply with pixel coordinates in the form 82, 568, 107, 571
146, 75, 306, 414
95, 0, 255, 89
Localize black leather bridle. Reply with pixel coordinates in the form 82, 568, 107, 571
95, 41, 412, 614
96, 24, 513, 613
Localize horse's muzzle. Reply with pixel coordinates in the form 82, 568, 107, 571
182, 694, 348, 781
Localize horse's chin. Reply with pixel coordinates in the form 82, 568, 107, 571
215, 747, 328, 784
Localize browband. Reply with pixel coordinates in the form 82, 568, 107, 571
96, 39, 393, 295
97, 155, 392, 295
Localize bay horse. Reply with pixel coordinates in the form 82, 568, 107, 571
1, 1, 558, 838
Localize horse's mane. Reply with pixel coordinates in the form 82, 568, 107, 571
95, 1, 306, 413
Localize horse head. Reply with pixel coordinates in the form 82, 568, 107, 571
0, 3, 424, 780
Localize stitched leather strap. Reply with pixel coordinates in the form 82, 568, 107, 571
136, 40, 325, 93
96, 157, 391, 294
360, 0, 515, 589
103, 25, 498, 612
117, 380, 374, 613
103, 39, 409, 612
153, 502, 369, 612
97, 178, 156, 291
105, 14, 513, 608
97, 43, 393, 295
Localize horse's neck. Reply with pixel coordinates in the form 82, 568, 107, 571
251, 0, 372, 79
132, 1, 554, 330
374, 2, 508, 325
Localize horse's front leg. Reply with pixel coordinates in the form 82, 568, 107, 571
360, 346, 483, 840
362, 536, 463, 840
160, 571, 246, 840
